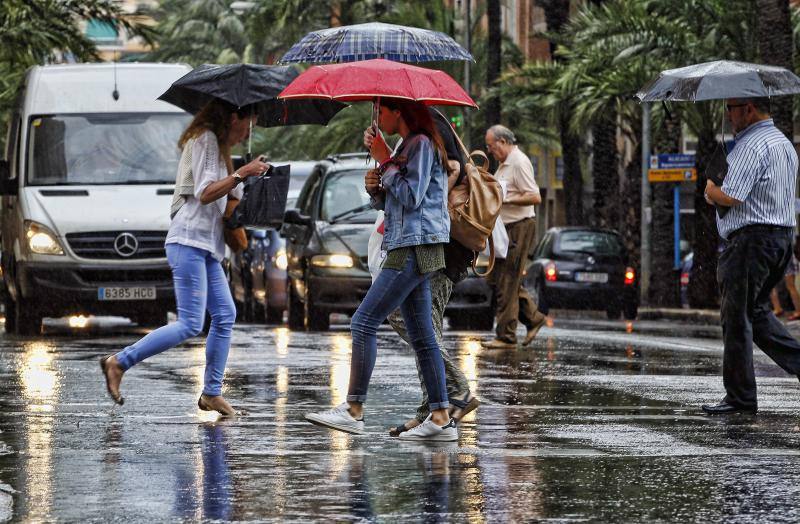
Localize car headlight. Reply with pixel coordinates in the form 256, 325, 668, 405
311, 253, 354, 268
25, 221, 64, 255
273, 249, 288, 270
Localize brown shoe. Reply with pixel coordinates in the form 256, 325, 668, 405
99, 355, 124, 405
449, 394, 480, 422
523, 312, 548, 346
482, 338, 517, 349
198, 394, 236, 417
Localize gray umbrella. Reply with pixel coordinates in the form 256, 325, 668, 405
636, 60, 800, 102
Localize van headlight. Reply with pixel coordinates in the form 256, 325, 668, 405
311, 254, 353, 268
25, 221, 64, 255
273, 249, 288, 270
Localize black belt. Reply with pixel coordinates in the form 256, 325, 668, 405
729, 224, 794, 240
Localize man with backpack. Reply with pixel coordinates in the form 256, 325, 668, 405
483, 125, 547, 349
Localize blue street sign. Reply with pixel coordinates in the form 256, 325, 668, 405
649, 153, 695, 169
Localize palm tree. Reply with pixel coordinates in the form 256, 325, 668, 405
757, 0, 793, 140
484, 0, 502, 129
148, 0, 248, 65
551, 0, 758, 307
0, 0, 153, 150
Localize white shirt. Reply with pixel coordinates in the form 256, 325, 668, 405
717, 119, 798, 240
494, 146, 539, 224
165, 130, 243, 261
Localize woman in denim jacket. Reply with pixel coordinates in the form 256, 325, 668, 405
305, 98, 457, 441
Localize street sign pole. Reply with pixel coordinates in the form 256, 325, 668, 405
673, 185, 681, 270
641, 103, 651, 305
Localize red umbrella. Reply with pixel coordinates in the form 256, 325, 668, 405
277, 59, 477, 107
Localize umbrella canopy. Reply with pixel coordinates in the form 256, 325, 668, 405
636, 60, 800, 102
278, 59, 477, 107
158, 63, 346, 127
278, 22, 473, 64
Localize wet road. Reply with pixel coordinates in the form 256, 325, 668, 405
1, 316, 799, 522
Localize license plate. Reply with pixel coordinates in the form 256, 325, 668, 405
575, 272, 608, 283
98, 286, 156, 301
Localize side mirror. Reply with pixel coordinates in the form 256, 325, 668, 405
283, 208, 311, 226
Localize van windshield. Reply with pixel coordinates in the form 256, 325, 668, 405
26, 113, 192, 186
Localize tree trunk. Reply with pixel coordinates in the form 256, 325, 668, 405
561, 112, 584, 225
687, 130, 720, 308
540, 0, 583, 225
649, 111, 682, 307
591, 111, 619, 229
620, 144, 642, 271
484, 0, 502, 129
757, 0, 793, 140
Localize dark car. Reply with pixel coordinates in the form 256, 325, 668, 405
228, 226, 287, 323
445, 254, 495, 330
524, 227, 638, 320
228, 161, 315, 323
281, 154, 378, 330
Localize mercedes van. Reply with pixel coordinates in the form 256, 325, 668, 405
0, 63, 192, 334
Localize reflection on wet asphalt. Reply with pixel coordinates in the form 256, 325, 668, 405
0, 317, 799, 521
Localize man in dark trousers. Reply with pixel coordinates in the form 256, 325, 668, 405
482, 125, 546, 349
702, 97, 800, 414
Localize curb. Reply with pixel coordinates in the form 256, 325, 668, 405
638, 308, 720, 325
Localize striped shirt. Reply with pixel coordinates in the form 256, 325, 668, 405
717, 118, 798, 240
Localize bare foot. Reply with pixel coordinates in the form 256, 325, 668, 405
100, 355, 124, 405
198, 394, 236, 417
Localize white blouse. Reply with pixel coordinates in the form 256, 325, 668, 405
165, 130, 243, 262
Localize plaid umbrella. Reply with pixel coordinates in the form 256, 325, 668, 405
278, 22, 473, 64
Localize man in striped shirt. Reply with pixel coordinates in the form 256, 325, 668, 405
702, 97, 800, 414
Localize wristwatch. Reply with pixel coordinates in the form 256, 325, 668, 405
232, 172, 243, 185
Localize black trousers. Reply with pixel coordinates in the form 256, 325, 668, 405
718, 225, 800, 408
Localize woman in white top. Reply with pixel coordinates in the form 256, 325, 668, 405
100, 100, 269, 416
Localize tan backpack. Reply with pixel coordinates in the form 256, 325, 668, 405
448, 135, 503, 275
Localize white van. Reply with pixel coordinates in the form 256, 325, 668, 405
0, 63, 192, 334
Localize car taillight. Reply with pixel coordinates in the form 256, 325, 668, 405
624, 267, 635, 285
545, 263, 558, 282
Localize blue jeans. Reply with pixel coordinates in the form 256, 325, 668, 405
348, 250, 450, 410
115, 243, 236, 396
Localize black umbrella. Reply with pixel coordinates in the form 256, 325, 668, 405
158, 63, 346, 128
636, 60, 800, 102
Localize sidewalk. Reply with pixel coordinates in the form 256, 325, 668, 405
638, 307, 720, 324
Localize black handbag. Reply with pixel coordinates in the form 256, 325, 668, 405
227, 164, 291, 228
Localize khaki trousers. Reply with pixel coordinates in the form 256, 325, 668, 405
490, 217, 539, 342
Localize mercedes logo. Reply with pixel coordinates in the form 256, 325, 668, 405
113, 232, 138, 257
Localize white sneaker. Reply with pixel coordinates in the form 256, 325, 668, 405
398, 414, 458, 442
305, 403, 365, 435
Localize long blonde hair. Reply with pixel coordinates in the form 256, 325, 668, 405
178, 100, 254, 173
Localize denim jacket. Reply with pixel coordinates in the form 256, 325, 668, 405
371, 134, 450, 251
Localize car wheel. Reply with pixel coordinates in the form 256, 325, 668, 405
606, 307, 622, 320
534, 280, 549, 315
135, 309, 168, 328
3, 293, 16, 334
449, 311, 494, 331
266, 306, 283, 324
305, 294, 329, 331
287, 281, 304, 331
623, 302, 638, 320
14, 296, 41, 336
